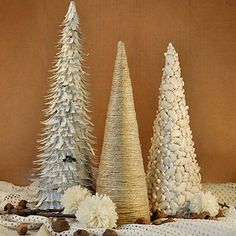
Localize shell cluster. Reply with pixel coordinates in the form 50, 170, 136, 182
146, 43, 202, 215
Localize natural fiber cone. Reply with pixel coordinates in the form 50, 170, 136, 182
96, 41, 150, 226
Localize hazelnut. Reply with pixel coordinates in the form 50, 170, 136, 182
16, 224, 28, 235
51, 218, 70, 232
151, 209, 168, 221
18, 200, 27, 209
135, 217, 150, 224
73, 229, 90, 236
4, 203, 14, 212
102, 229, 118, 236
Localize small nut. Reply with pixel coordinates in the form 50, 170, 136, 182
102, 229, 118, 236
198, 211, 210, 219
51, 218, 70, 233
18, 200, 27, 209
16, 224, 28, 235
4, 203, 14, 212
206, 216, 218, 221
189, 213, 199, 219
152, 219, 163, 225
216, 209, 224, 218
135, 217, 150, 224
73, 229, 90, 236
151, 209, 168, 221
163, 217, 175, 223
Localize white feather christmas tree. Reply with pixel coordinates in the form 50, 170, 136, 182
34, 1, 96, 209
146, 43, 202, 215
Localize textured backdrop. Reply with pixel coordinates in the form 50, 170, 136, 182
0, 0, 235, 185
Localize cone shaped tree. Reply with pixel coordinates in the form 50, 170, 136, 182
33, 1, 96, 209
96, 41, 150, 225
146, 43, 202, 215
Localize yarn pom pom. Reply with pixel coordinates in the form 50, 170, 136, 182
75, 194, 118, 229
61, 186, 91, 214
189, 191, 219, 216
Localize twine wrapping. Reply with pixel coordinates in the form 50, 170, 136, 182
96, 41, 150, 226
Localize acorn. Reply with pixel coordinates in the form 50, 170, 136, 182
135, 217, 150, 224
16, 224, 28, 235
4, 203, 14, 212
102, 229, 118, 236
51, 218, 70, 233
73, 229, 90, 236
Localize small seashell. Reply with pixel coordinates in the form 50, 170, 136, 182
177, 194, 186, 206
169, 143, 179, 151
160, 110, 168, 120
163, 83, 174, 91
178, 183, 187, 193
167, 110, 177, 122
164, 91, 175, 103
158, 201, 168, 209
170, 77, 179, 89
161, 100, 172, 109
164, 121, 173, 131
166, 55, 175, 65
173, 61, 180, 71
175, 172, 182, 183
166, 167, 176, 177
165, 66, 174, 76
178, 119, 187, 127
163, 135, 171, 144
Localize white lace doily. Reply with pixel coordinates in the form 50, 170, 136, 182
0, 208, 235, 236
0, 181, 235, 235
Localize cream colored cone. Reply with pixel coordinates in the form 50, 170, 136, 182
96, 41, 150, 226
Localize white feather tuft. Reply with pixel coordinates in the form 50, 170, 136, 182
189, 191, 219, 216
61, 185, 91, 214
75, 194, 118, 229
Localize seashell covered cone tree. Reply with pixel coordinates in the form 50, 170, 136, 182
33, 1, 96, 209
96, 41, 150, 226
146, 43, 202, 215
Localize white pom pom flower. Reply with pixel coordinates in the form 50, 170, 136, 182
189, 191, 219, 216
61, 186, 91, 214
75, 194, 118, 229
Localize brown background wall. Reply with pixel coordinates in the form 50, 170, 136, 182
0, 0, 235, 185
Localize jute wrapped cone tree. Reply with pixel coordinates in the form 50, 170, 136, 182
96, 41, 150, 225
146, 43, 202, 215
